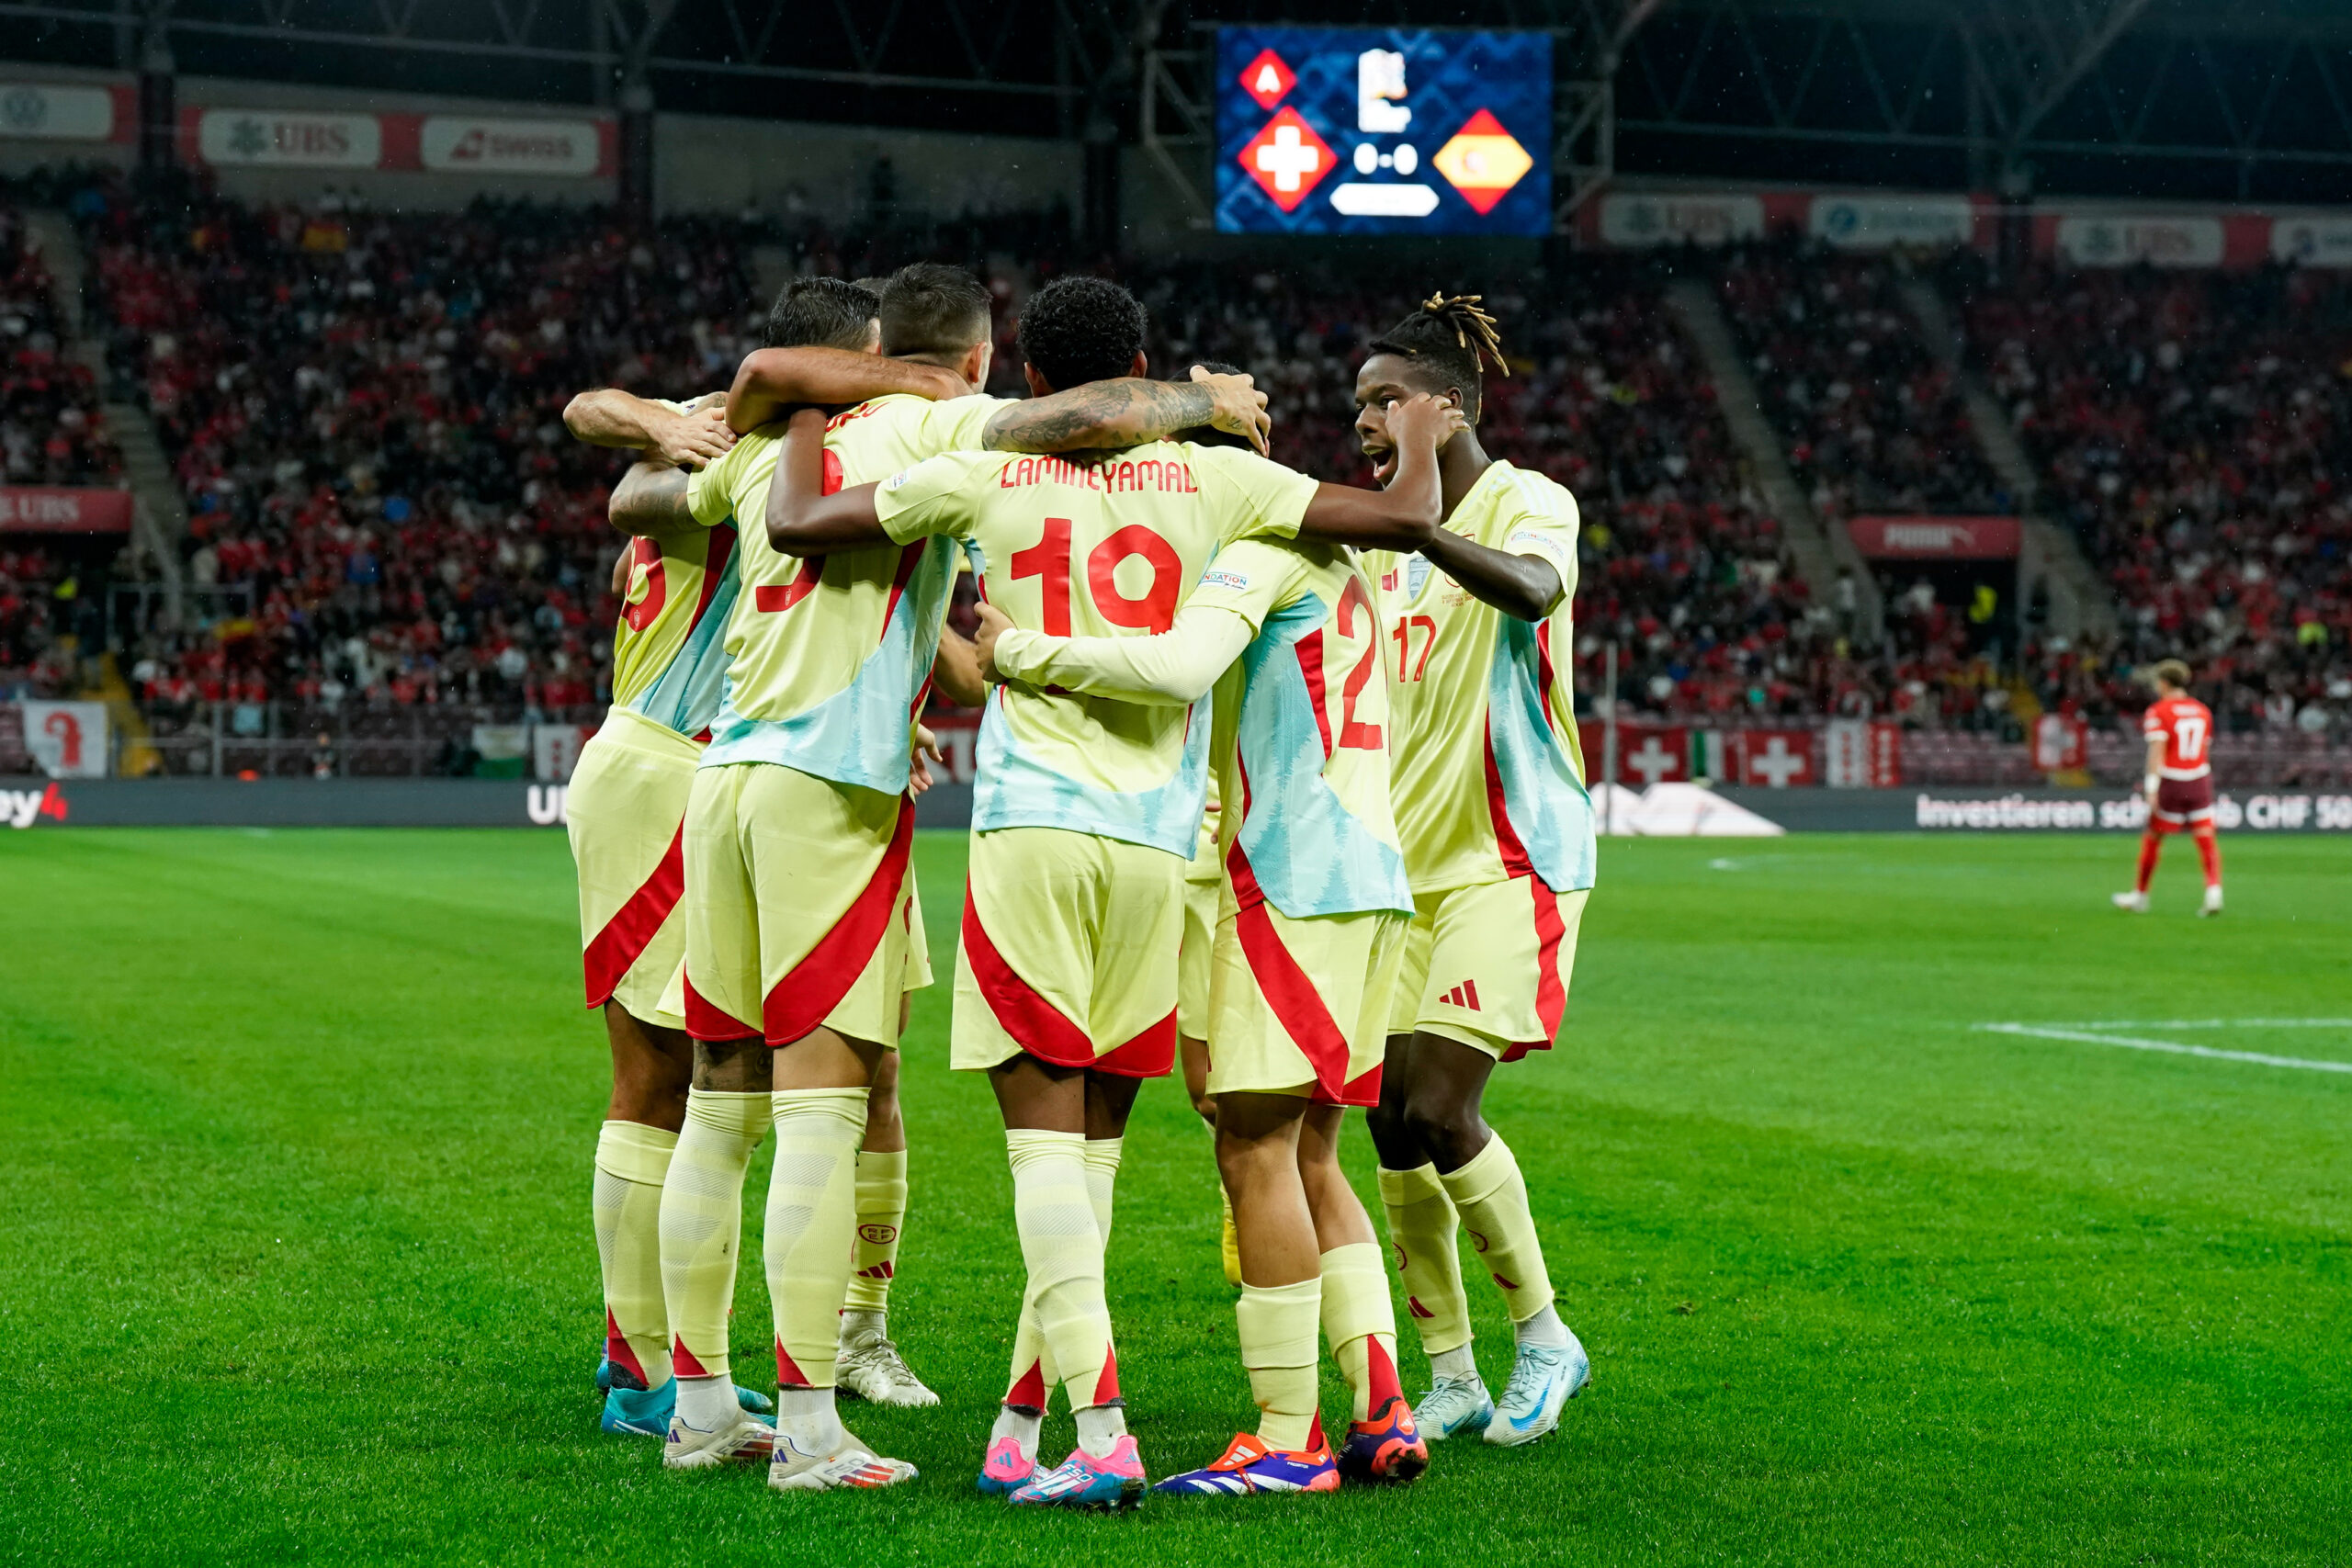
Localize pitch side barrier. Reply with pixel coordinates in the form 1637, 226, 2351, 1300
0, 778, 978, 830
5, 780, 2349, 833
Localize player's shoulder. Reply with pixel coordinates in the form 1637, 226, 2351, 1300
1476, 459, 1578, 529
827, 390, 931, 434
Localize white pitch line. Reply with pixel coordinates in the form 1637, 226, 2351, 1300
1974, 1022, 2352, 1076
2037, 1019, 2352, 1031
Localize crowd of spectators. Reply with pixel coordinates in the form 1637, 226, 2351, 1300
74, 173, 757, 717
6, 167, 2349, 762
1960, 259, 2352, 738
0, 201, 123, 700
1723, 243, 2006, 520
2, 205, 118, 488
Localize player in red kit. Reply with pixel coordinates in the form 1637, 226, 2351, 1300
2113, 659, 2223, 917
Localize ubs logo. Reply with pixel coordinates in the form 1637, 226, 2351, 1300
2, 88, 47, 134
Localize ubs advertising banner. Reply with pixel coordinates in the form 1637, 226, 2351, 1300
184, 107, 612, 176
0, 82, 129, 142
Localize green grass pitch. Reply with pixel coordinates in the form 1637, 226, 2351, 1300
4, 828, 2346, 1566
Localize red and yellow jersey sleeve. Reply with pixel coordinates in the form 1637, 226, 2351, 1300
1369, 459, 1593, 896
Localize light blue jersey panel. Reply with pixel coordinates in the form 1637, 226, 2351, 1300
1230, 592, 1413, 919
623, 546, 741, 739
699, 537, 956, 793
1485, 615, 1598, 893
971, 689, 1214, 856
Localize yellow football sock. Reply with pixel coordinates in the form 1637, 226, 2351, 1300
1377, 1163, 1472, 1357
1083, 1136, 1123, 1245
593, 1121, 677, 1389
841, 1149, 908, 1314
1237, 1277, 1322, 1452
1007, 1129, 1116, 1411
1319, 1242, 1404, 1423
658, 1090, 768, 1379
1440, 1135, 1555, 1325
764, 1088, 870, 1389
1004, 1134, 1123, 1406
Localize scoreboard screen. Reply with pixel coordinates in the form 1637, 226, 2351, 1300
1215, 27, 1553, 238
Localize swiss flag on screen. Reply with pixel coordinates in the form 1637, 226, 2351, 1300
1238, 48, 1295, 111
1238, 107, 1335, 213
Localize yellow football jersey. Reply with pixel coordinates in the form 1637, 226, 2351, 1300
876, 443, 1315, 854
607, 396, 740, 739
1182, 536, 1412, 918
684, 391, 1005, 791
1366, 458, 1596, 895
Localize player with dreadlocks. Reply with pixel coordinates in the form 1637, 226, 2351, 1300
1352, 294, 1597, 1449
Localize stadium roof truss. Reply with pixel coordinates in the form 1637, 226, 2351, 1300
0, 0, 1159, 131
1612, 0, 2352, 199
5, 1, 2351, 202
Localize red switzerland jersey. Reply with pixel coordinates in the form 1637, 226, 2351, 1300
2143, 694, 2213, 779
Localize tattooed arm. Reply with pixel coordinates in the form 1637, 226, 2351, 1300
980, 367, 1270, 454
608, 461, 703, 547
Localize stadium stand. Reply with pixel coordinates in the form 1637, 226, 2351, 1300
0, 200, 122, 703
1720, 243, 2007, 523
3, 164, 2346, 778
61, 174, 759, 769
1958, 260, 2352, 740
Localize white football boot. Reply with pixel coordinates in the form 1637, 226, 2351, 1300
2110, 891, 2150, 913
769, 1434, 920, 1492
835, 1326, 940, 1408
1411, 1372, 1495, 1441
1486, 1331, 1590, 1448
2199, 886, 2223, 918
663, 1405, 776, 1470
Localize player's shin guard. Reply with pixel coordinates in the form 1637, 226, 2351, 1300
659, 1089, 770, 1378
1006, 1130, 1116, 1413
1439, 1137, 1555, 1326
841, 1149, 908, 1314
764, 1089, 871, 1389
1237, 1278, 1323, 1452
2136, 830, 2163, 893
1377, 1163, 1472, 1356
594, 1121, 678, 1390
2194, 827, 2222, 888
1319, 1243, 1403, 1423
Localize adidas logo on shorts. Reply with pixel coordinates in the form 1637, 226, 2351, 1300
1439, 980, 1482, 1010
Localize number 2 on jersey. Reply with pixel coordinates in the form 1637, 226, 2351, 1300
1333, 575, 1382, 750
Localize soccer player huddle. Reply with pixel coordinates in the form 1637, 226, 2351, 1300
557, 261, 1598, 1507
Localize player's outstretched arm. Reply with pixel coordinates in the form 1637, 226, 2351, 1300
981, 367, 1270, 455
975, 601, 1252, 706
1295, 393, 1460, 548
608, 461, 700, 544
565, 389, 733, 468
726, 348, 967, 434
766, 408, 890, 553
